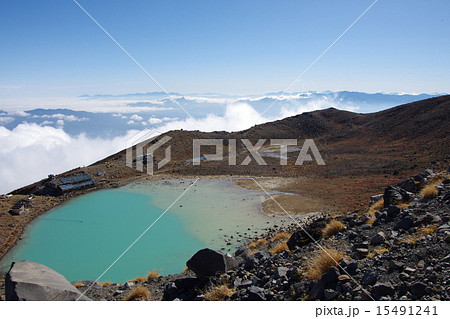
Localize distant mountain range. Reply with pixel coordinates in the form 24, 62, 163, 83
0, 91, 445, 139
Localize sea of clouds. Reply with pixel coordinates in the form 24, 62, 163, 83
0, 91, 437, 193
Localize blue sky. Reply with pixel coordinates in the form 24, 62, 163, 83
1, 0, 449, 99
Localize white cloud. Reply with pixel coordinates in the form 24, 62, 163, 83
0, 123, 137, 194
130, 114, 143, 121
278, 97, 359, 118
148, 117, 162, 124
0, 117, 14, 125
38, 114, 89, 122
154, 103, 271, 133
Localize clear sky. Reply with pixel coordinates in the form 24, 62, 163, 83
1, 0, 449, 99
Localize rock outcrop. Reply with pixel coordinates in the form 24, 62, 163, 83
5, 260, 91, 301
186, 248, 239, 277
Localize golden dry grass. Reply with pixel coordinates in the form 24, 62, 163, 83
417, 225, 437, 236
397, 202, 410, 210
128, 276, 146, 283
399, 226, 437, 244
74, 282, 85, 288
147, 271, 160, 280
365, 198, 384, 225
368, 198, 384, 215
271, 232, 291, 241
367, 247, 389, 258
321, 220, 345, 238
101, 281, 111, 287
122, 286, 151, 301
204, 285, 236, 301
305, 248, 344, 279
270, 241, 289, 254
248, 238, 268, 249
419, 184, 439, 199
366, 215, 376, 226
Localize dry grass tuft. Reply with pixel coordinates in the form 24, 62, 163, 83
417, 225, 437, 236
419, 184, 439, 199
74, 282, 85, 288
204, 284, 236, 301
101, 281, 111, 287
366, 216, 376, 226
399, 226, 437, 244
128, 276, 146, 283
270, 241, 289, 254
397, 202, 410, 210
305, 248, 344, 279
272, 232, 291, 241
321, 220, 345, 238
147, 271, 160, 280
367, 247, 389, 258
248, 238, 268, 249
368, 198, 384, 215
122, 286, 151, 301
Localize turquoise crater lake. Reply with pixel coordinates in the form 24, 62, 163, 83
1, 179, 288, 283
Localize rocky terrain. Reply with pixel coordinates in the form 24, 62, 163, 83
2, 168, 449, 301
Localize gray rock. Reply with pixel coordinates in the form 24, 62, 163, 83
372, 282, 395, 297
308, 280, 326, 300
383, 186, 411, 208
321, 267, 339, 284
345, 261, 358, 276
162, 282, 178, 301
387, 205, 401, 218
370, 232, 386, 246
323, 289, 336, 301
362, 270, 378, 286
120, 281, 134, 290
286, 226, 321, 250
440, 254, 450, 263
388, 260, 405, 272
394, 218, 414, 231
5, 260, 91, 301
410, 282, 429, 297
273, 267, 289, 280
246, 286, 265, 301
397, 178, 416, 193
186, 248, 239, 277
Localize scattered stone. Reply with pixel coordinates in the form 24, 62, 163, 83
394, 218, 414, 231
321, 267, 339, 284
273, 267, 289, 280
387, 205, 401, 219
323, 289, 336, 301
246, 286, 265, 301
370, 232, 386, 245
388, 260, 405, 272
362, 270, 378, 286
410, 282, 429, 297
372, 282, 395, 297
186, 248, 239, 277
5, 260, 91, 301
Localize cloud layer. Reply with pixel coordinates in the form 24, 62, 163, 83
0, 123, 137, 194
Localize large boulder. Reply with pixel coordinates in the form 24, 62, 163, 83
186, 248, 239, 277
287, 225, 322, 250
397, 178, 416, 193
5, 260, 91, 301
383, 186, 411, 208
